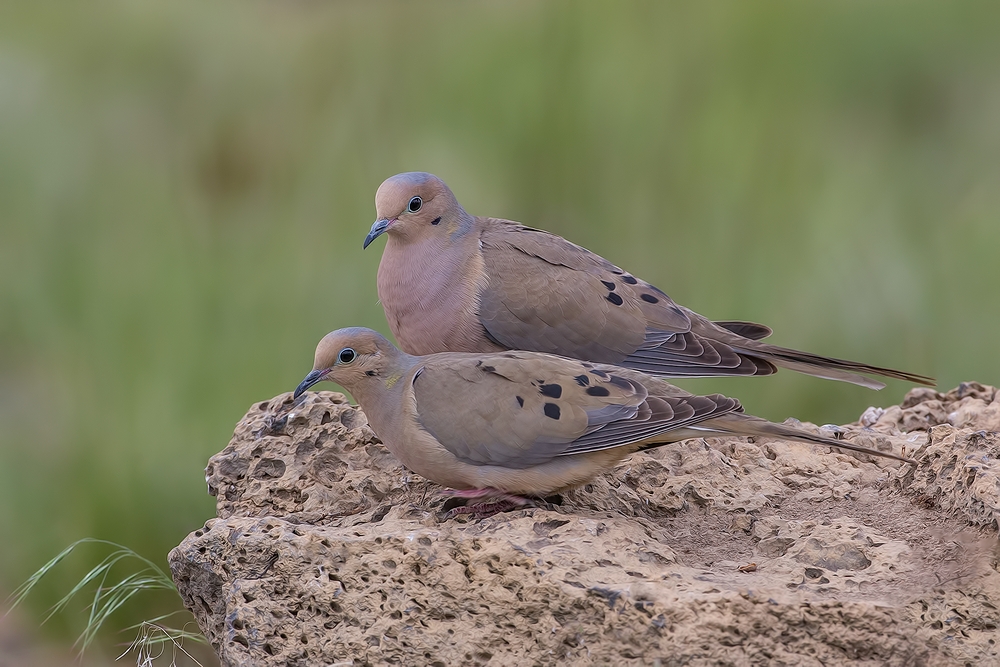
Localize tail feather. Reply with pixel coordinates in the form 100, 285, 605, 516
682, 315, 935, 389
714, 320, 773, 341
691, 414, 916, 463
738, 342, 936, 389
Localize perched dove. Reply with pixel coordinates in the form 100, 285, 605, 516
293, 328, 913, 511
363, 172, 933, 390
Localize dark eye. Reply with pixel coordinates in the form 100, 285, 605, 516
338, 348, 356, 364
407, 196, 422, 213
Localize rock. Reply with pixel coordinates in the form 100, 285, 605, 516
790, 536, 871, 572
171, 386, 1000, 666
894, 425, 1000, 529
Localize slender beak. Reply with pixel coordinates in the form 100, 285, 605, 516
363, 218, 391, 249
293, 369, 327, 399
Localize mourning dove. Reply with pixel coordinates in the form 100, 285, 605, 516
293, 328, 913, 512
363, 172, 933, 390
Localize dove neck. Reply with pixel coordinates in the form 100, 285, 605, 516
378, 214, 496, 355
348, 350, 419, 411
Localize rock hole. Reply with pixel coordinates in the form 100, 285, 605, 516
321, 411, 333, 424
198, 597, 212, 616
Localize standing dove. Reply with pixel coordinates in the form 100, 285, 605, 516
363, 172, 933, 390
294, 328, 913, 512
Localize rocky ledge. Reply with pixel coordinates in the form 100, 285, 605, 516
169, 383, 1000, 666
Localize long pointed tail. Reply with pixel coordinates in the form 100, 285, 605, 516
682, 413, 917, 463
737, 342, 935, 390
693, 315, 935, 389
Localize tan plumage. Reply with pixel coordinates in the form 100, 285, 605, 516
294, 328, 913, 500
364, 172, 934, 390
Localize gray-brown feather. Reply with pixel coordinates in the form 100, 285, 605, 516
371, 172, 933, 388
412, 351, 746, 469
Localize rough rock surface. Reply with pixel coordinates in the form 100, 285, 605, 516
170, 383, 1000, 666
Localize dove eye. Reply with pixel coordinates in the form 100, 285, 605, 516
406, 196, 422, 213
338, 348, 356, 364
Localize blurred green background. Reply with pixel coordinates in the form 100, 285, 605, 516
1, 0, 998, 662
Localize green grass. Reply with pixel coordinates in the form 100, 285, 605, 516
1, 0, 999, 654
7, 539, 206, 665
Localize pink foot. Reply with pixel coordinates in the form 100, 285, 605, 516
440, 488, 534, 518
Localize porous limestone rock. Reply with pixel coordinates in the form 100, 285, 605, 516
170, 385, 1000, 666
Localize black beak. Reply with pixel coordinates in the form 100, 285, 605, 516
363, 218, 391, 249
293, 369, 326, 399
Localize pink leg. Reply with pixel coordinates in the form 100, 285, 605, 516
440, 488, 534, 518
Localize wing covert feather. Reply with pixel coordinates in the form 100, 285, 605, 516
411, 351, 744, 470
478, 221, 691, 363
413, 353, 646, 468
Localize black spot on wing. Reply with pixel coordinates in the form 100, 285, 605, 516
539, 383, 562, 398
649, 284, 670, 297
516, 396, 524, 407
622, 275, 638, 285
601, 280, 616, 290
586, 385, 610, 397
574, 374, 589, 386
544, 403, 561, 420
606, 292, 624, 306
589, 369, 609, 379
482, 365, 496, 373
641, 293, 659, 304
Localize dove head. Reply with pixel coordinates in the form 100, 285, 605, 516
364, 172, 470, 249
294, 327, 414, 400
